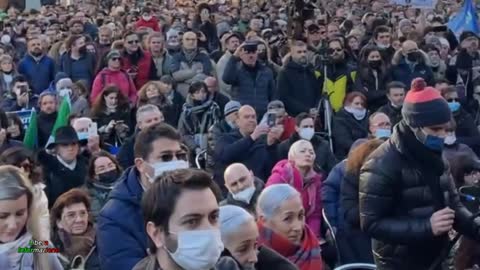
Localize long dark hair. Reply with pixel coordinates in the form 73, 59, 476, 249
359, 45, 386, 78
90, 85, 129, 116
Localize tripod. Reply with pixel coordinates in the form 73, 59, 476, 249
314, 61, 334, 152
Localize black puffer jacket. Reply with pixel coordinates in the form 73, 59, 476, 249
332, 108, 369, 159
377, 103, 403, 127
359, 121, 480, 270
454, 108, 480, 155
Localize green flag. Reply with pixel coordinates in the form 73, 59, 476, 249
46, 96, 71, 147
23, 109, 38, 150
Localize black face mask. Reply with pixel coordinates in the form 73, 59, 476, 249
407, 51, 419, 62
79, 46, 87, 55
97, 170, 119, 184
368, 60, 382, 69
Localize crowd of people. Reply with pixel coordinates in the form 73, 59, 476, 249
0, 0, 479, 269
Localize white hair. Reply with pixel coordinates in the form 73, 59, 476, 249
439, 37, 450, 48
288, 139, 315, 161
257, 184, 300, 220
219, 205, 254, 241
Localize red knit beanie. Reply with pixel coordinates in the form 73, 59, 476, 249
401, 78, 451, 128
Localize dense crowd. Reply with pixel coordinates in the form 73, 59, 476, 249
0, 0, 479, 269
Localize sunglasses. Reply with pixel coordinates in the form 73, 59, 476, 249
110, 57, 120, 61
159, 151, 188, 162
127, 40, 139, 44
330, 48, 343, 53
447, 98, 459, 102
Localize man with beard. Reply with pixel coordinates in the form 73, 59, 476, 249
165, 28, 182, 54
121, 31, 158, 90
18, 37, 56, 94
148, 32, 173, 78
217, 32, 241, 98
377, 81, 406, 127
277, 40, 320, 116
318, 39, 357, 112
170, 31, 214, 97
59, 35, 96, 88
37, 92, 57, 148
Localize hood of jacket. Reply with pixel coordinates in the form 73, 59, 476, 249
392, 49, 431, 66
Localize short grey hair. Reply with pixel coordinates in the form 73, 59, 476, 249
257, 184, 300, 220
136, 104, 161, 122
219, 205, 254, 241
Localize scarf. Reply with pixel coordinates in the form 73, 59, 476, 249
396, 121, 446, 209
58, 224, 96, 261
257, 221, 323, 270
183, 48, 198, 63
180, 97, 219, 134
0, 231, 31, 270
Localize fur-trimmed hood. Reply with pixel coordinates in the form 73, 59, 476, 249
392, 49, 431, 66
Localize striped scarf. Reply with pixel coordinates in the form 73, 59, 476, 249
257, 221, 323, 270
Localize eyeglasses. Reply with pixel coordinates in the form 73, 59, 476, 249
330, 48, 343, 53
159, 151, 188, 162
127, 40, 139, 44
110, 57, 120, 61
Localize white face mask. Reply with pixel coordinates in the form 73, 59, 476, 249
167, 229, 224, 270
298, 127, 315, 140
147, 160, 189, 183
444, 134, 457, 145
345, 106, 367, 120
232, 185, 256, 204
58, 88, 72, 98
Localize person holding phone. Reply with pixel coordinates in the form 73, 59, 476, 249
222, 41, 275, 119
1, 75, 37, 112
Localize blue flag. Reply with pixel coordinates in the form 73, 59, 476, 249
448, 0, 480, 40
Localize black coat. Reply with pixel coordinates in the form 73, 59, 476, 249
277, 60, 320, 116
165, 90, 185, 127
214, 130, 277, 192
38, 151, 88, 208
359, 121, 480, 269
219, 178, 265, 214
454, 109, 480, 155
356, 67, 389, 112
92, 107, 132, 146
211, 92, 230, 118
277, 133, 337, 174
217, 246, 298, 270
377, 103, 403, 127
332, 108, 369, 159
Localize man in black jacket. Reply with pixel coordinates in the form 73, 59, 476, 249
214, 105, 282, 191
220, 163, 264, 214
117, 104, 164, 169
277, 40, 320, 116
359, 78, 480, 270
277, 112, 337, 174
377, 81, 406, 127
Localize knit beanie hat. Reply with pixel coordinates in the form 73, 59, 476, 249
399, 19, 413, 30
401, 78, 451, 128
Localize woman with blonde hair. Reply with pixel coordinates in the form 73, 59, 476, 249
0, 165, 63, 269
267, 139, 323, 237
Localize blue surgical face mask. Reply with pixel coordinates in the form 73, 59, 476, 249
415, 128, 445, 152
374, 128, 391, 139
448, 101, 460, 112
345, 106, 367, 120
232, 185, 256, 204
77, 132, 88, 141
